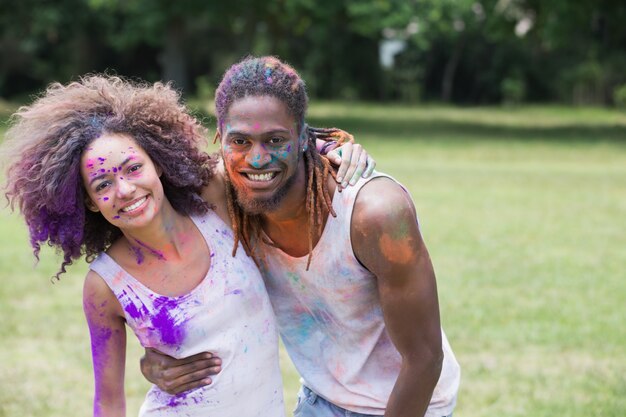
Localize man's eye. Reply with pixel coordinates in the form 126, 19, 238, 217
232, 138, 247, 146
269, 137, 284, 145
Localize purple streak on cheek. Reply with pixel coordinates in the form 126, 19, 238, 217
113, 215, 120, 219
152, 297, 186, 346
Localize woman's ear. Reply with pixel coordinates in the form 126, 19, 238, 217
85, 197, 99, 213
155, 164, 163, 177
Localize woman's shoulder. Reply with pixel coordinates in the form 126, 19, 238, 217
83, 269, 124, 318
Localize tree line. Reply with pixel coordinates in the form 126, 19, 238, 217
1, 0, 625, 105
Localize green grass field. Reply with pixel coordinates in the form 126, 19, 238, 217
1, 103, 625, 417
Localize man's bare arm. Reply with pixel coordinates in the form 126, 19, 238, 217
351, 177, 443, 417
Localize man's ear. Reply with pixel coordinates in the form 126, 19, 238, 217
213, 129, 222, 144
298, 128, 308, 152
85, 197, 99, 213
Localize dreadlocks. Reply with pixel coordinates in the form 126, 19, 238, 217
214, 56, 353, 269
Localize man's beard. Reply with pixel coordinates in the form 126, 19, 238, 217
231, 168, 299, 215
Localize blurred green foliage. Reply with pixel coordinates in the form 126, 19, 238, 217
0, 0, 625, 105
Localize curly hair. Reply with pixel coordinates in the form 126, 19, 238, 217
215, 56, 354, 269
2, 75, 215, 279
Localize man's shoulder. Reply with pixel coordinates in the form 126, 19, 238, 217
352, 174, 415, 225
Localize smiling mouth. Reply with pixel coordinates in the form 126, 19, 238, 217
120, 196, 147, 212
245, 172, 277, 182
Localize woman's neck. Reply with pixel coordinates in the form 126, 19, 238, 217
120, 203, 193, 264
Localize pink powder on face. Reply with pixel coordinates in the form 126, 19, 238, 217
253, 122, 260, 130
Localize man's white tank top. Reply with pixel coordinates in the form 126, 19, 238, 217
257, 172, 460, 416
89, 210, 284, 417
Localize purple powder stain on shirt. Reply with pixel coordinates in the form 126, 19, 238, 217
226, 289, 242, 295
120, 288, 150, 320
124, 300, 148, 320
151, 296, 186, 346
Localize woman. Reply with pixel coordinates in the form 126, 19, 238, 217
2, 75, 371, 416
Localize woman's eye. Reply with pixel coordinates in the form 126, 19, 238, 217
95, 181, 110, 192
128, 164, 142, 173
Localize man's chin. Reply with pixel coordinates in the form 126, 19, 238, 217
236, 195, 282, 215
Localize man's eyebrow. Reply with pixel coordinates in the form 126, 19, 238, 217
226, 128, 291, 136
88, 156, 134, 185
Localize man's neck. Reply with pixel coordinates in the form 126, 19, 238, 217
261, 162, 309, 227
260, 167, 337, 257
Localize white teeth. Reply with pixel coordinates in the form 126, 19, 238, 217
246, 173, 275, 182
121, 197, 147, 212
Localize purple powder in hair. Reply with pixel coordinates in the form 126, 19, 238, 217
151, 296, 186, 345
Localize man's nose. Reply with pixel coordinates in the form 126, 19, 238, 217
245, 144, 271, 168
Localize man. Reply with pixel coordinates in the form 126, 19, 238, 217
142, 56, 460, 417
